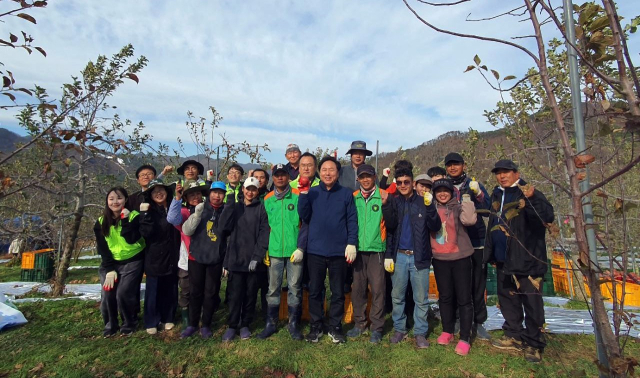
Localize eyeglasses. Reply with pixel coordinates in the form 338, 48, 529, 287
138, 173, 154, 178
397, 180, 412, 186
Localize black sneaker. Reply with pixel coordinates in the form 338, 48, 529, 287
328, 328, 346, 344
305, 327, 323, 343
524, 346, 542, 363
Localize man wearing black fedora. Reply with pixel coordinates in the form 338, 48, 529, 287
339, 140, 373, 191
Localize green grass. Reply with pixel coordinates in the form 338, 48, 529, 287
1, 299, 637, 378
0, 265, 101, 284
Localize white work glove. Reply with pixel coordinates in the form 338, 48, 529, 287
424, 192, 433, 206
462, 194, 472, 203
139, 202, 150, 212
248, 260, 258, 272
384, 259, 395, 273
207, 170, 215, 181
194, 202, 205, 214
290, 248, 304, 263
103, 271, 118, 291
469, 180, 480, 195
120, 208, 130, 220
383, 168, 391, 177
345, 244, 357, 264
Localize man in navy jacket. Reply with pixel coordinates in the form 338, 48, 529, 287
298, 155, 358, 344
384, 167, 441, 348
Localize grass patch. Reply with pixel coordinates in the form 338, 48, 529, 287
564, 299, 591, 310
1, 300, 637, 377
0, 265, 101, 284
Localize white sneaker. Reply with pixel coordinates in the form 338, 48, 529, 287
164, 323, 175, 331
146, 327, 158, 335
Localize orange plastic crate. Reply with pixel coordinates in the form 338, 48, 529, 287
429, 271, 439, 298
343, 290, 372, 324
279, 289, 323, 321
20, 249, 54, 270
21, 252, 36, 269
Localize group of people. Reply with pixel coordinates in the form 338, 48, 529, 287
94, 140, 554, 363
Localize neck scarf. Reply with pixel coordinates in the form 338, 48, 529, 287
360, 186, 375, 200
275, 185, 291, 200
449, 172, 467, 186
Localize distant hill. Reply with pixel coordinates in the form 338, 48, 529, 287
372, 129, 509, 181
0, 128, 30, 155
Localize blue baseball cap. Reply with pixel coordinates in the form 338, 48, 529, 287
210, 181, 226, 192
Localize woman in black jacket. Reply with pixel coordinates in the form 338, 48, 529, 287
221, 177, 270, 342
139, 180, 181, 335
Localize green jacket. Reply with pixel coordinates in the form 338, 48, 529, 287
98, 211, 146, 261
289, 176, 320, 189
353, 188, 388, 253
264, 188, 302, 258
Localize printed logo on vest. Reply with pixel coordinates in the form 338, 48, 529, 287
372, 204, 380, 212
287, 204, 295, 211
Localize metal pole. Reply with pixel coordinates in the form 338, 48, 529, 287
216, 146, 220, 180
563, 1, 607, 375
375, 140, 379, 175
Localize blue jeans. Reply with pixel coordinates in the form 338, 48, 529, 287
267, 257, 303, 308
390, 252, 430, 336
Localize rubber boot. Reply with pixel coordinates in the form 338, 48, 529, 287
181, 307, 189, 328
287, 305, 303, 340
257, 306, 279, 339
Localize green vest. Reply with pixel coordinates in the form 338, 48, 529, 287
263, 188, 301, 258
353, 187, 386, 253
224, 183, 240, 203
289, 176, 320, 189
98, 211, 145, 261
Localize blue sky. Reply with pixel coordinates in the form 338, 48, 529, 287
1, 0, 638, 163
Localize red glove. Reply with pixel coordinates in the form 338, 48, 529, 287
298, 176, 310, 192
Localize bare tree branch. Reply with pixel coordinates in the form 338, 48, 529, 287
581, 153, 640, 198
465, 5, 526, 21
402, 0, 540, 64
416, 0, 470, 6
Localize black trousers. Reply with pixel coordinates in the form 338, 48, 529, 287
471, 248, 488, 324
177, 268, 189, 308
144, 273, 178, 329
257, 270, 269, 319
496, 263, 546, 350
188, 259, 223, 328
226, 271, 259, 329
307, 253, 347, 329
432, 257, 473, 342
100, 259, 144, 334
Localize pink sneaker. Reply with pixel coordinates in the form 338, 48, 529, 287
437, 332, 454, 345
455, 340, 471, 355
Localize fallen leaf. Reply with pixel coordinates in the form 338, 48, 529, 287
115, 371, 124, 377
29, 362, 44, 373
14, 364, 23, 369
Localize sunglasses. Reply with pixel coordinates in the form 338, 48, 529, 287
397, 180, 412, 186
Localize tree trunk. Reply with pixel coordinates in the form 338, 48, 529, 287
570, 254, 588, 301
51, 166, 86, 296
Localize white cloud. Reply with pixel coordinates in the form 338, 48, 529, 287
1, 0, 638, 163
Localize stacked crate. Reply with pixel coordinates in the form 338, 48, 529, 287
20, 248, 54, 282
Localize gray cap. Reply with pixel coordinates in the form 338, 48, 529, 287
414, 174, 432, 186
